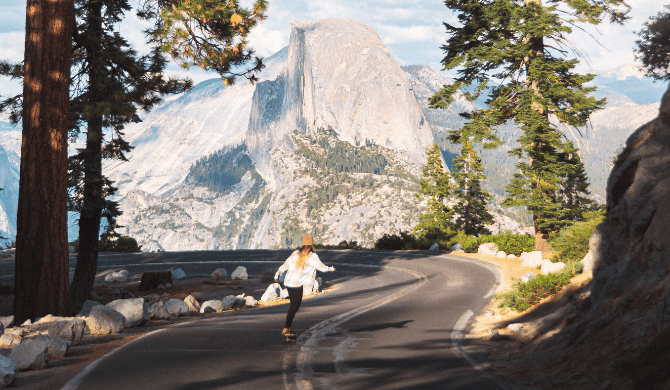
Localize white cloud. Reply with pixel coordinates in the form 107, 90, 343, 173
0, 32, 25, 63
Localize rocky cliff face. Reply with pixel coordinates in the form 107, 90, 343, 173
247, 18, 434, 190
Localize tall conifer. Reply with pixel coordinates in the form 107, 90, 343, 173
451, 141, 493, 236
429, 0, 629, 250
415, 144, 454, 239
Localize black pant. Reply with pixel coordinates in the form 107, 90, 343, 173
284, 286, 303, 329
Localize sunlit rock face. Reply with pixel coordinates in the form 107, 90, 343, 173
247, 18, 434, 189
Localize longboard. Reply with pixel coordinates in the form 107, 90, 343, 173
283, 334, 297, 342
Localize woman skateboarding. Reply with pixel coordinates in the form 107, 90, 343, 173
274, 233, 336, 339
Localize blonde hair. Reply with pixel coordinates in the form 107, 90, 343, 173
296, 245, 314, 270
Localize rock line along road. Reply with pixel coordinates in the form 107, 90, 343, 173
52, 250, 518, 390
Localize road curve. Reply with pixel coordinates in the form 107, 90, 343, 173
61, 250, 515, 390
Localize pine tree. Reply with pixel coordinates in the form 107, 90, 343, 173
414, 144, 454, 240
429, 0, 629, 250
636, 5, 670, 81
14, 0, 74, 323
451, 141, 493, 236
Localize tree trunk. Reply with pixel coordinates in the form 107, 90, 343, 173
14, 0, 74, 323
69, 0, 105, 313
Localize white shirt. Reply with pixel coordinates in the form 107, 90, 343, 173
274, 251, 334, 288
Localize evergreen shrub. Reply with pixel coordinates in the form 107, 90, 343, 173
374, 232, 416, 250
549, 209, 605, 273
99, 236, 142, 252
463, 232, 534, 255
495, 271, 573, 312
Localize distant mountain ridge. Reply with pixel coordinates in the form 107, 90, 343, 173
0, 21, 665, 246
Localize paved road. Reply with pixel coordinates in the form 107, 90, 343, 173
54, 250, 515, 390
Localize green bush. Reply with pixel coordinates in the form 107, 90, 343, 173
549, 209, 605, 271
495, 270, 573, 312
315, 240, 362, 249
463, 232, 534, 255
99, 236, 142, 252
374, 231, 416, 250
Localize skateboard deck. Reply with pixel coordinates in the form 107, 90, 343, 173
283, 334, 297, 342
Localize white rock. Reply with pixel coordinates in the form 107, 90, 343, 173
280, 287, 289, 299
29, 334, 68, 358
107, 298, 149, 328
477, 243, 498, 256
429, 243, 439, 251
0, 316, 14, 329
200, 300, 224, 313
35, 314, 68, 325
496, 251, 506, 258
451, 243, 464, 252
221, 295, 246, 310
507, 323, 524, 332
86, 305, 125, 335
77, 300, 101, 317
104, 269, 129, 282
0, 333, 21, 348
521, 251, 543, 268
244, 296, 258, 307
21, 319, 31, 326
507, 254, 517, 259
304, 279, 320, 294
0, 354, 18, 386
9, 338, 49, 371
48, 318, 86, 346
148, 301, 170, 320
211, 268, 228, 280
260, 283, 281, 302
171, 268, 186, 280
231, 266, 248, 280
165, 299, 189, 316
521, 272, 537, 283
541, 260, 566, 275
581, 251, 595, 272
184, 295, 201, 313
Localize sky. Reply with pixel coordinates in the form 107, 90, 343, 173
0, 0, 667, 98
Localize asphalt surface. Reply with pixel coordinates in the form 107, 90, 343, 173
41, 250, 514, 390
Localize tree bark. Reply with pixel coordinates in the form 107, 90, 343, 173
14, 0, 74, 323
69, 0, 106, 313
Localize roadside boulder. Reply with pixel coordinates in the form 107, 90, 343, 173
507, 254, 517, 259
28, 334, 68, 359
0, 316, 14, 329
184, 295, 201, 313
521, 251, 543, 268
231, 266, 248, 280
104, 270, 129, 282
521, 272, 537, 283
244, 296, 258, 307
171, 268, 186, 280
450, 243, 464, 252
138, 271, 172, 291
304, 279, 320, 294
0, 333, 21, 348
0, 354, 18, 386
107, 298, 149, 328
86, 305, 125, 335
211, 268, 228, 280
190, 291, 205, 302
429, 243, 439, 251
496, 251, 506, 258
148, 301, 170, 320
77, 300, 101, 317
221, 295, 245, 310
9, 338, 49, 371
261, 283, 287, 302
200, 300, 224, 313
541, 260, 566, 275
165, 299, 189, 317
48, 318, 86, 346
477, 243, 498, 257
